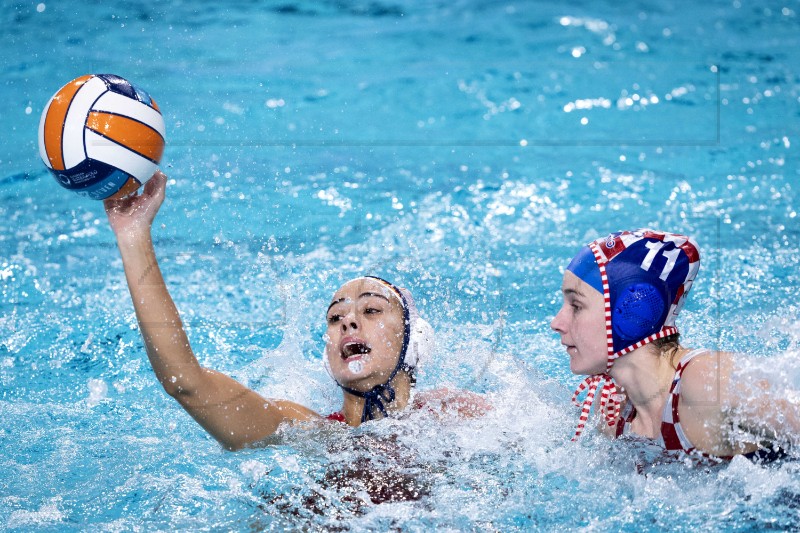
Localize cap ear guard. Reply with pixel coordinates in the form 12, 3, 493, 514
611, 281, 669, 345
397, 286, 434, 371
404, 316, 434, 370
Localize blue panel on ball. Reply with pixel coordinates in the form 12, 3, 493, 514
78, 169, 132, 200
97, 73, 137, 100
47, 158, 131, 200
48, 158, 113, 190
134, 87, 153, 106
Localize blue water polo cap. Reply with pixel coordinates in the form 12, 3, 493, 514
567, 229, 701, 361
566, 245, 603, 294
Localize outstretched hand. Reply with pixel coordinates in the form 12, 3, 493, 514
104, 170, 167, 241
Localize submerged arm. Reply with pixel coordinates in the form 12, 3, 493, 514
413, 388, 492, 418
680, 351, 798, 454
726, 375, 800, 452
106, 172, 318, 450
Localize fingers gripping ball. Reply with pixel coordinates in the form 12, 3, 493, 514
38, 74, 166, 200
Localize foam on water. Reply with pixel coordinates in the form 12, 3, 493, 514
2, 0, 800, 530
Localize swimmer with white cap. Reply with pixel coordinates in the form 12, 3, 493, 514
552, 229, 798, 461
323, 276, 436, 424
104, 172, 487, 450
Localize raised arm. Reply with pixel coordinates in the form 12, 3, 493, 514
105, 171, 319, 450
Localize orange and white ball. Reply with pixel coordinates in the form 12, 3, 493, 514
38, 74, 166, 200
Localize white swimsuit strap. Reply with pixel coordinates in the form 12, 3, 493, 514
658, 347, 713, 451
675, 347, 712, 367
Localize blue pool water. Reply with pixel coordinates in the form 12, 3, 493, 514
2, 0, 800, 530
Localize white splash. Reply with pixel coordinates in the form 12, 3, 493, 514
348, 360, 364, 374
87, 379, 108, 407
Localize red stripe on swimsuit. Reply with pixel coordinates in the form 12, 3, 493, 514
659, 349, 708, 453
326, 411, 346, 423
326, 394, 434, 424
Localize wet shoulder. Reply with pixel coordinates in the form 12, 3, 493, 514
675, 350, 740, 454
676, 349, 736, 406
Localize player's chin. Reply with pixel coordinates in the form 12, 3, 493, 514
337, 368, 385, 392
569, 356, 605, 376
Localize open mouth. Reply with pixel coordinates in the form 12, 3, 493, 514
341, 338, 371, 360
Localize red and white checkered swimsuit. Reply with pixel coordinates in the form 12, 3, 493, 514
615, 348, 731, 460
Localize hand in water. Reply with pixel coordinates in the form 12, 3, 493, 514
104, 171, 167, 241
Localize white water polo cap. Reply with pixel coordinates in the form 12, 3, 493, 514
395, 283, 435, 373
323, 277, 434, 421
567, 229, 700, 439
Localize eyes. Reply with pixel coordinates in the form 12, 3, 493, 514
326, 306, 383, 324
561, 296, 583, 314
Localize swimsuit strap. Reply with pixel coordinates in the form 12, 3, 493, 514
326, 411, 346, 423
615, 348, 708, 442
615, 400, 636, 438
659, 348, 712, 452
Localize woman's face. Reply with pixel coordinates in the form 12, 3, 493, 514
325, 278, 406, 391
551, 270, 609, 375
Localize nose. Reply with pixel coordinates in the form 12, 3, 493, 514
551, 305, 567, 333
340, 309, 359, 333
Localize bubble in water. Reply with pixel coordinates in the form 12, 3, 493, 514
87, 379, 108, 407
240, 459, 267, 482
36, 3, 45, 13
348, 360, 364, 374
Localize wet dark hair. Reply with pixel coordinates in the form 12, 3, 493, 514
652, 333, 681, 367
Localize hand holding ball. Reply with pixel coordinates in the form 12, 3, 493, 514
38, 74, 166, 200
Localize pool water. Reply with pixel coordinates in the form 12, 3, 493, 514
2, 0, 799, 530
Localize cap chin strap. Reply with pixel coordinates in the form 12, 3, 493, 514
571, 325, 679, 440
570, 243, 622, 440
341, 355, 406, 423
571, 242, 664, 440
572, 374, 621, 440
323, 349, 404, 420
